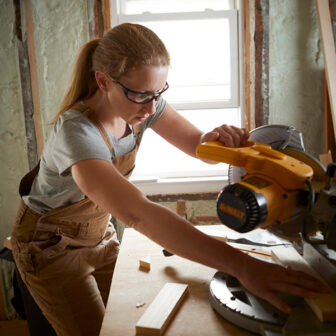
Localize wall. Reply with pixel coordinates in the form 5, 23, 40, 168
0, 0, 29, 244
32, 0, 89, 137
0, 0, 329, 245
0, 0, 89, 245
269, 0, 324, 157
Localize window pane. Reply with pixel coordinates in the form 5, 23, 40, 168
123, 0, 232, 14
137, 19, 231, 104
133, 108, 241, 178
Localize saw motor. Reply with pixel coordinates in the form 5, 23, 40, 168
197, 140, 336, 249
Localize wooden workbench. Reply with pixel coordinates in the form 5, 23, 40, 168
99, 225, 253, 336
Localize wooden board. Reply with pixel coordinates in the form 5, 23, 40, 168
136, 283, 188, 335
271, 246, 336, 322
316, 0, 336, 143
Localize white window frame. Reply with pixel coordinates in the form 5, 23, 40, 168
109, 1, 244, 194
110, 3, 239, 110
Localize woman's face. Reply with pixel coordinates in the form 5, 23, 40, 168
108, 64, 169, 125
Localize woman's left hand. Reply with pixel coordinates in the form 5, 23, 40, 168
200, 124, 249, 147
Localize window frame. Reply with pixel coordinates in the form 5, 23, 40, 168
109, 0, 244, 194
110, 3, 239, 109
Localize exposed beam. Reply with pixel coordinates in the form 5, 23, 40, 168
87, 0, 111, 39
316, 0, 336, 148
254, 0, 269, 127
243, 0, 251, 130
23, 0, 44, 158
13, 0, 38, 170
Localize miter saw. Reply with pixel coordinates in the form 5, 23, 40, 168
196, 125, 336, 336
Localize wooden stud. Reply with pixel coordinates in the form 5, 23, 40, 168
24, 0, 44, 158
176, 200, 186, 218
14, 0, 39, 169
271, 246, 336, 322
254, 0, 270, 127
190, 216, 219, 225
316, 0, 336, 145
87, 0, 111, 39
147, 193, 218, 203
323, 72, 336, 160
135, 283, 188, 336
243, 0, 251, 131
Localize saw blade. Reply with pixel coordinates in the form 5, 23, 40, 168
279, 148, 327, 192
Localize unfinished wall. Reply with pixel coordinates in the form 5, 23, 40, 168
269, 0, 324, 157
0, 0, 330, 246
0, 0, 89, 246
0, 0, 29, 245
31, 0, 89, 136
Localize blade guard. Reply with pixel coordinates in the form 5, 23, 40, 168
196, 141, 313, 190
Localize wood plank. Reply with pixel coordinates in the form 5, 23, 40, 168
271, 246, 336, 322
136, 283, 188, 336
243, 0, 251, 131
316, 0, 336, 143
324, 73, 336, 160
14, 0, 39, 169
254, 0, 269, 127
24, 0, 44, 157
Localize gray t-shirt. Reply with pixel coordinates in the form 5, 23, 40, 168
23, 98, 166, 214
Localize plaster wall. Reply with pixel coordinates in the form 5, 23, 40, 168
0, 0, 88, 245
0, 0, 329, 246
0, 0, 29, 245
31, 0, 89, 138
269, 0, 324, 157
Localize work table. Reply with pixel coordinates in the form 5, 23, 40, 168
99, 225, 253, 336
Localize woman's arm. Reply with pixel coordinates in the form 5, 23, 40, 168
71, 159, 328, 313
151, 104, 249, 159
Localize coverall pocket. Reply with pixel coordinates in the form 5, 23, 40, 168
30, 234, 70, 271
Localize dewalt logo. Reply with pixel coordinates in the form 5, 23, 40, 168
218, 202, 244, 219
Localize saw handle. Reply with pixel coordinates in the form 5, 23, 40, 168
196, 141, 285, 166
196, 140, 313, 190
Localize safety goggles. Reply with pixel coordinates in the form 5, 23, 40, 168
113, 80, 169, 104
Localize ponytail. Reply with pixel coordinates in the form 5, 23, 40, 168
52, 39, 99, 123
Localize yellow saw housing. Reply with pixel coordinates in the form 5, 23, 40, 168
197, 141, 313, 232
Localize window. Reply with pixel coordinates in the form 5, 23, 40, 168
110, 0, 241, 193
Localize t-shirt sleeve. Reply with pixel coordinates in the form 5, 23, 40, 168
48, 114, 112, 175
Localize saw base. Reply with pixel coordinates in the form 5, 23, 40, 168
209, 272, 336, 336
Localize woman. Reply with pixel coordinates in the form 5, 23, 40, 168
11, 23, 326, 336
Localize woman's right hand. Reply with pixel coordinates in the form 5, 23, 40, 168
236, 255, 330, 313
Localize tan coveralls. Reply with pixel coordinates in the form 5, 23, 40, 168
11, 104, 142, 336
